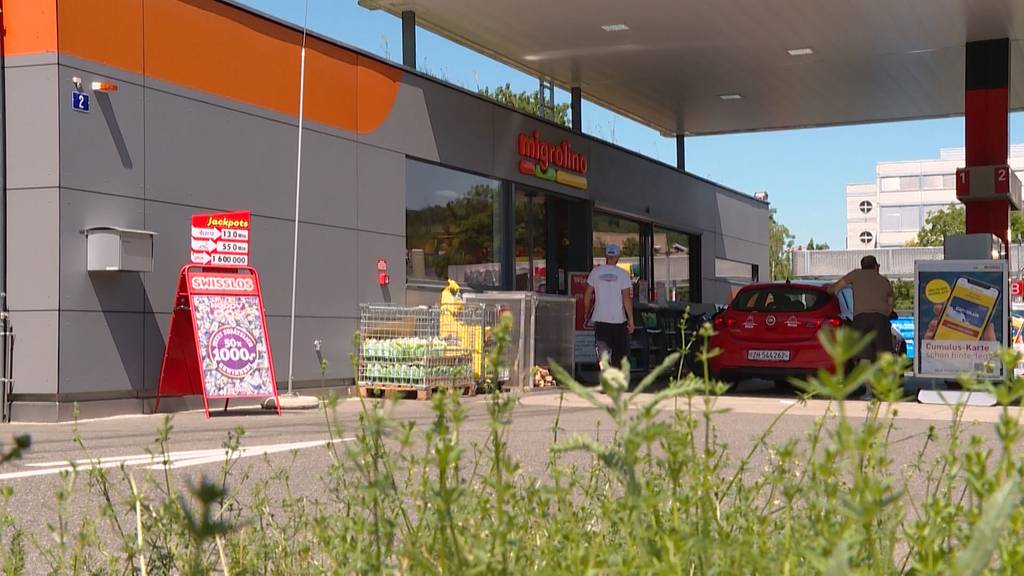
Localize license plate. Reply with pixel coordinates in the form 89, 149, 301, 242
747, 350, 790, 362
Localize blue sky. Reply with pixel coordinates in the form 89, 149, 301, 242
238, 0, 1024, 249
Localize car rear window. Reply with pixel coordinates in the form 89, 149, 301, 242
732, 286, 831, 313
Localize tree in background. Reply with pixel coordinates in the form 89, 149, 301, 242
909, 203, 1024, 246
770, 208, 795, 280
479, 83, 571, 127
892, 280, 914, 311
805, 237, 830, 251
621, 237, 641, 257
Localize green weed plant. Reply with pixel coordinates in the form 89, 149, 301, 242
0, 317, 1021, 573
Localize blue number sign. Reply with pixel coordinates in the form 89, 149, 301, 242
71, 91, 90, 113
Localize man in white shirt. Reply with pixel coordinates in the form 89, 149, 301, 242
584, 244, 635, 369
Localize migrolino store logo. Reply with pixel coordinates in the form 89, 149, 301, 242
517, 131, 588, 190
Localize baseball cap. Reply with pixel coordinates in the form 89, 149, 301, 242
606, 244, 621, 256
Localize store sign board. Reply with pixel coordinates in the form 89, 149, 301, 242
570, 272, 596, 364
190, 210, 250, 267
517, 131, 588, 190
914, 259, 1007, 379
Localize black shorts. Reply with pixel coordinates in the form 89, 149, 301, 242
594, 322, 629, 368
852, 313, 892, 361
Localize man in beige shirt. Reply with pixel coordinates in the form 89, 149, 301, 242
827, 255, 894, 361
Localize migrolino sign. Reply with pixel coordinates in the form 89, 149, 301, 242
517, 131, 588, 190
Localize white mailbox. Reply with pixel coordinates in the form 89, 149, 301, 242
84, 226, 157, 272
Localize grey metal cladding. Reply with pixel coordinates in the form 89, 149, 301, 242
59, 65, 145, 198
398, 75, 495, 170
144, 89, 299, 218
358, 80, 440, 161
357, 230, 406, 306
6, 65, 59, 189
297, 130, 358, 229
9, 311, 59, 395
264, 316, 357, 381
8, 188, 60, 311
59, 189, 146, 312
356, 144, 404, 236
246, 216, 359, 319
59, 311, 144, 394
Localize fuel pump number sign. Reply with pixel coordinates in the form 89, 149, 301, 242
190, 211, 251, 267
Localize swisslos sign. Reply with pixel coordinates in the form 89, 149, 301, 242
517, 131, 588, 190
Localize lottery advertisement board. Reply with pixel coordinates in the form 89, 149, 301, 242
914, 259, 1007, 380
190, 210, 250, 267
156, 211, 279, 417
188, 272, 275, 398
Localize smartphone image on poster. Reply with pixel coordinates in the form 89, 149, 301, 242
933, 277, 999, 341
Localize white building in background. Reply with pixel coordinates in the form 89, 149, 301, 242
846, 146, 1024, 249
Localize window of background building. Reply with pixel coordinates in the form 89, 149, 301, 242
859, 200, 873, 214
406, 160, 502, 289
653, 226, 693, 302
880, 205, 921, 232
921, 174, 944, 190
899, 175, 920, 191
942, 174, 956, 189
922, 203, 949, 223
880, 177, 900, 192
859, 231, 874, 244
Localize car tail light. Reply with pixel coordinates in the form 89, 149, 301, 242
817, 317, 843, 329
712, 315, 736, 328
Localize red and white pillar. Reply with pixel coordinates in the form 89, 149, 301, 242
961, 38, 1011, 249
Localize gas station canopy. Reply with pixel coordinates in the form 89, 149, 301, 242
360, 0, 1024, 136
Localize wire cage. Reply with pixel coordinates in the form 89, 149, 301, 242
358, 303, 496, 392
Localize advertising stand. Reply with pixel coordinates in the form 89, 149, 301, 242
156, 211, 280, 417
914, 260, 1008, 380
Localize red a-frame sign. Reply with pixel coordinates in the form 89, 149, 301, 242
156, 266, 280, 417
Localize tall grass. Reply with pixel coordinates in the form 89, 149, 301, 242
0, 317, 1022, 573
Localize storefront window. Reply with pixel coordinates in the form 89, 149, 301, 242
654, 227, 694, 302
406, 160, 502, 289
514, 191, 547, 291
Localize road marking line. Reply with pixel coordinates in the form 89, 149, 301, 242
0, 438, 349, 481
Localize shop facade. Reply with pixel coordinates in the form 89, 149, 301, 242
2, 0, 768, 420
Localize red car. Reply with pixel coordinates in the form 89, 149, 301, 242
708, 281, 904, 386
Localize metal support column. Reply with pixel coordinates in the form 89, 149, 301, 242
676, 135, 685, 172
571, 86, 582, 132
538, 78, 555, 122
500, 181, 516, 290
402, 10, 416, 68
963, 38, 1011, 248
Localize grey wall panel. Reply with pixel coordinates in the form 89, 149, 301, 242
297, 130, 358, 229
142, 200, 197, 315
357, 231, 407, 306
247, 216, 359, 318
58, 311, 143, 394
144, 89, 298, 218
8, 188, 59, 312
356, 144, 405, 236
398, 75, 494, 171
59, 189, 145, 312
359, 81, 440, 161
59, 65, 144, 198
143, 312, 170, 393
9, 311, 58, 395
6, 65, 58, 190
264, 316, 357, 381
717, 193, 769, 251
